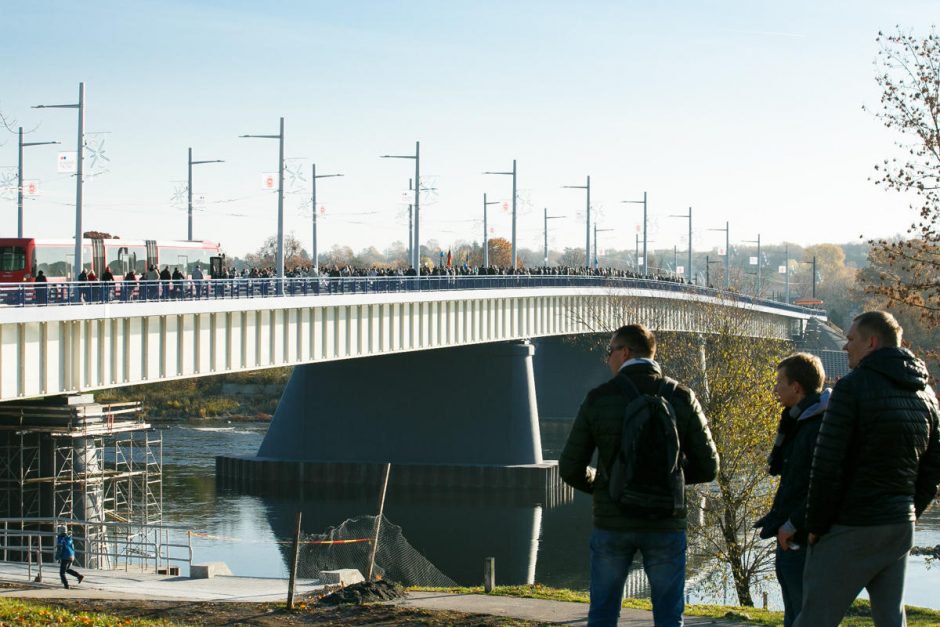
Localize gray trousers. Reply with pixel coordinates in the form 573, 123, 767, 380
793, 522, 913, 627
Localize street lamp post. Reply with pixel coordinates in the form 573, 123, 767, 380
484, 160, 517, 269
635, 233, 641, 272
311, 163, 343, 273
544, 209, 565, 266
669, 207, 693, 284
706, 255, 722, 288
382, 142, 421, 270
187, 148, 223, 241
33, 82, 84, 277
240, 117, 285, 289
482, 194, 499, 267
562, 176, 590, 269
783, 243, 791, 303
17, 127, 59, 238
594, 225, 613, 270
800, 255, 818, 299
622, 192, 648, 276
708, 221, 731, 290
743, 233, 761, 294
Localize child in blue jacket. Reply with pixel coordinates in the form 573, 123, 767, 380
55, 526, 84, 589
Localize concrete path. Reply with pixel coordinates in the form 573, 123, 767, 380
398, 591, 753, 626
0, 561, 323, 603
0, 561, 755, 625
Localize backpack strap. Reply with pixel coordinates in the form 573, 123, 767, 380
611, 372, 641, 402
656, 378, 679, 407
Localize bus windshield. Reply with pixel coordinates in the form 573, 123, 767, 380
0, 246, 26, 272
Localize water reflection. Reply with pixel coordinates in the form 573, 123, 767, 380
159, 422, 940, 609
257, 485, 548, 586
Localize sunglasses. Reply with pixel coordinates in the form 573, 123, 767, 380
605, 344, 626, 357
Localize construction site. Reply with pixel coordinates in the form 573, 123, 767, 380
0, 395, 169, 571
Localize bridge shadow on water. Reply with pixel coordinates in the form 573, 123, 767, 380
218, 480, 595, 589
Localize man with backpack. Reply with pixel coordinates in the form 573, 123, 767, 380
560, 324, 719, 627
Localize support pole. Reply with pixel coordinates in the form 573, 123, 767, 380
484, 556, 495, 593
287, 511, 302, 609
367, 463, 391, 581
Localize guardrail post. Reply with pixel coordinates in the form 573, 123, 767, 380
34, 544, 42, 582
483, 557, 495, 593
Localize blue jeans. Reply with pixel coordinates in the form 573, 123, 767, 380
775, 544, 806, 627
588, 527, 687, 627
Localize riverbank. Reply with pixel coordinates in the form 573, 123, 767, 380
6, 587, 940, 626
95, 368, 290, 421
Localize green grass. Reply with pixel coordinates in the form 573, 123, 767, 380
0, 597, 179, 626
409, 584, 940, 626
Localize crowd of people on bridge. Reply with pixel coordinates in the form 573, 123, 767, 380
18, 261, 694, 305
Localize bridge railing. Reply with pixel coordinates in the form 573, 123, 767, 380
0, 275, 823, 316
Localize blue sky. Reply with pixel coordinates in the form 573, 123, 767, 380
1, 1, 936, 260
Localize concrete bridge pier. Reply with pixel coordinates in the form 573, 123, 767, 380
220, 340, 571, 497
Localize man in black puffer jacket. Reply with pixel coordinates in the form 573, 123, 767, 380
560, 324, 719, 627
794, 311, 940, 627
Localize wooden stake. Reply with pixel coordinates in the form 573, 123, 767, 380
287, 511, 303, 609
367, 463, 392, 581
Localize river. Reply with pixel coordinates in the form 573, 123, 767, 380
157, 419, 940, 610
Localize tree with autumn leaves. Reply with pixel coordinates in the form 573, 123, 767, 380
864, 28, 940, 343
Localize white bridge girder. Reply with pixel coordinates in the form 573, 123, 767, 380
0, 287, 813, 402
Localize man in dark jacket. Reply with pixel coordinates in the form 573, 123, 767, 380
560, 324, 719, 627
794, 311, 940, 627
754, 353, 829, 627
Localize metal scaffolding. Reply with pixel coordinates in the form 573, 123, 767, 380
0, 397, 160, 568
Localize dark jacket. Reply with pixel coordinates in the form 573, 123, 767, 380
559, 360, 719, 531
805, 347, 940, 534
754, 390, 829, 544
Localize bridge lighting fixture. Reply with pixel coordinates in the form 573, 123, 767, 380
381, 142, 420, 270
742, 233, 762, 294
187, 148, 224, 241
669, 207, 693, 284
33, 82, 85, 277
483, 194, 500, 267
484, 160, 518, 269
594, 224, 614, 269
240, 117, 285, 289
16, 127, 59, 238
562, 176, 591, 269
708, 221, 731, 290
544, 209, 565, 266
621, 192, 648, 277
311, 164, 344, 272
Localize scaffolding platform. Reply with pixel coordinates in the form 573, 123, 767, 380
0, 396, 161, 570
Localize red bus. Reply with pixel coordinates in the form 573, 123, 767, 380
0, 237, 222, 283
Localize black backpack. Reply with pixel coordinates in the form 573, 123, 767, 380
604, 374, 686, 518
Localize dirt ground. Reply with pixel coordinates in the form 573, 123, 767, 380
40, 597, 539, 626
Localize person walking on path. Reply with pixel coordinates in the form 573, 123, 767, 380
55, 526, 84, 589
753, 353, 830, 627
794, 311, 940, 627
560, 324, 719, 627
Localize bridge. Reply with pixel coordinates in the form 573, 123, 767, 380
0, 274, 823, 492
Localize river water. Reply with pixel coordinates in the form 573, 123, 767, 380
158, 419, 940, 610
